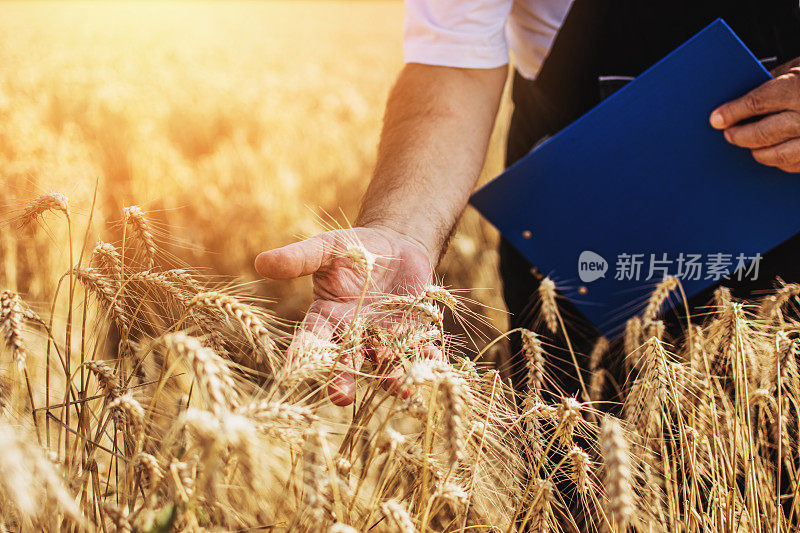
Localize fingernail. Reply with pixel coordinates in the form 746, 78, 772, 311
710, 111, 724, 129
328, 382, 355, 406
723, 130, 731, 142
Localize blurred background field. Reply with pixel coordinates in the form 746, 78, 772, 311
0, 0, 511, 338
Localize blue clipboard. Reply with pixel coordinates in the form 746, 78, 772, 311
470, 19, 800, 337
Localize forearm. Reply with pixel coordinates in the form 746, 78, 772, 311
356, 63, 507, 261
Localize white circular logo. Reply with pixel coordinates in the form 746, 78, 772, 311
578, 251, 608, 283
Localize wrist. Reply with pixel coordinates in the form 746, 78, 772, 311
357, 219, 442, 267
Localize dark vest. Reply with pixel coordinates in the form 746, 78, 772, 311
506, 0, 800, 166
499, 1, 800, 383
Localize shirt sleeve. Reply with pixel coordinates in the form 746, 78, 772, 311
404, 0, 514, 69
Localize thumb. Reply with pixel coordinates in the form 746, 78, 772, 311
255, 235, 328, 280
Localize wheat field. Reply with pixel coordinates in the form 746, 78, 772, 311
4, 192, 800, 532
0, 0, 509, 330
3, 2, 800, 533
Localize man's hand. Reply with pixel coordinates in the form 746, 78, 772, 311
257, 63, 506, 406
255, 226, 436, 406
710, 59, 800, 172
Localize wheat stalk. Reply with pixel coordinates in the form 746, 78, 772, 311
538, 278, 558, 334
91, 241, 124, 281
521, 329, 545, 395
164, 332, 240, 412
72, 267, 129, 334
188, 291, 276, 351
440, 373, 466, 469
380, 500, 415, 533
1, 290, 27, 370
642, 276, 678, 323
601, 417, 634, 530
123, 206, 157, 268
20, 192, 69, 226
567, 445, 591, 494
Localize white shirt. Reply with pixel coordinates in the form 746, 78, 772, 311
404, 0, 574, 80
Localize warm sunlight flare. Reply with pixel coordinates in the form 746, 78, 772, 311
4, 2, 799, 532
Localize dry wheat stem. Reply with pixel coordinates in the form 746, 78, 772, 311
6, 186, 800, 531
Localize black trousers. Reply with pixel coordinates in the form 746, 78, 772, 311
499, 71, 800, 401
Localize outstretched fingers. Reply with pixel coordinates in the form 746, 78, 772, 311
288, 300, 366, 406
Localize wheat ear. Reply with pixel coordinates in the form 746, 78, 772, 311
521, 329, 545, 394
601, 417, 634, 529
380, 500, 415, 533
643, 276, 678, 323
538, 278, 559, 334
123, 205, 157, 268
1, 290, 27, 370
20, 192, 69, 226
